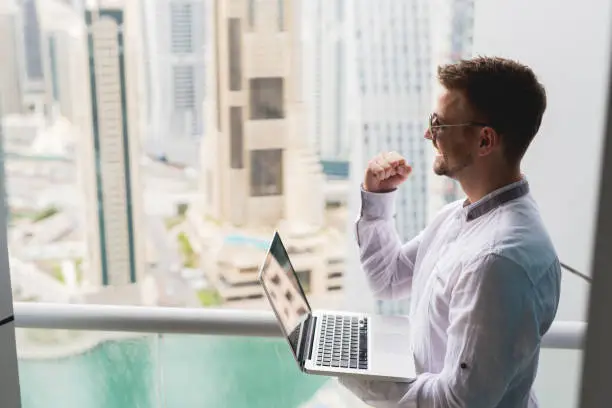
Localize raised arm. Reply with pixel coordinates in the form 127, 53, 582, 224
356, 151, 419, 300
356, 188, 421, 300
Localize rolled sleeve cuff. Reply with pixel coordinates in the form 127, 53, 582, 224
360, 186, 397, 220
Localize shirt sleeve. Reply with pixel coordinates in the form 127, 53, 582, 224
340, 253, 540, 408
355, 187, 422, 300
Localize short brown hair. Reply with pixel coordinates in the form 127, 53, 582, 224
437, 56, 547, 163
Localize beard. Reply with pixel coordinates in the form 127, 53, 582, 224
433, 150, 473, 177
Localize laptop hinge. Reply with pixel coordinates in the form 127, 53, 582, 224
297, 314, 317, 367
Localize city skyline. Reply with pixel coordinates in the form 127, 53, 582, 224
0, 1, 602, 407
0, 0, 475, 311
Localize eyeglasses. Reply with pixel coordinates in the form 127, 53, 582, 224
427, 113, 490, 139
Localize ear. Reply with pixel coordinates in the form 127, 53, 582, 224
477, 127, 500, 157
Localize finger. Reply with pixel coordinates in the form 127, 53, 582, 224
386, 151, 406, 166
397, 163, 412, 176
369, 161, 386, 180
374, 158, 392, 179
375, 154, 390, 169
387, 173, 408, 185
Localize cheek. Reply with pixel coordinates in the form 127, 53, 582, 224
436, 137, 455, 155
442, 136, 472, 157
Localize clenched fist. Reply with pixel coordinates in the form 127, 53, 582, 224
364, 152, 412, 193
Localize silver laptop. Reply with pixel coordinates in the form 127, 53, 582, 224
258, 231, 416, 382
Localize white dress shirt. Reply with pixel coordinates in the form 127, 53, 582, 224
340, 179, 561, 408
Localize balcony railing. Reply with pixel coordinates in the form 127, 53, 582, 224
13, 302, 586, 350
11, 302, 587, 408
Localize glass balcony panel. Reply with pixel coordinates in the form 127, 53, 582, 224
156, 334, 326, 407
16, 328, 328, 408
16, 329, 161, 408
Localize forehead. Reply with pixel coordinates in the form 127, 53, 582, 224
434, 87, 470, 120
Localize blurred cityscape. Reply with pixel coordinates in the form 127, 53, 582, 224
0, 0, 473, 406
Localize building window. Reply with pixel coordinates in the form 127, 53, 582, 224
250, 78, 284, 120
248, 0, 255, 29
296, 270, 311, 293
328, 272, 343, 279
48, 36, 60, 101
22, 0, 44, 80
285, 291, 293, 301
250, 149, 283, 196
206, 170, 212, 204
173, 66, 195, 109
328, 286, 342, 292
229, 107, 243, 168
228, 18, 242, 91
171, 3, 193, 53
278, 0, 284, 31
336, 0, 344, 20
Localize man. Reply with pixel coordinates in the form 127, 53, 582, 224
340, 57, 561, 407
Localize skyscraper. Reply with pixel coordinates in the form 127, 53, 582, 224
79, 0, 145, 288
18, 0, 48, 115
301, 0, 348, 160
0, 1, 24, 115
141, 0, 207, 167
201, 0, 323, 229
20, 0, 45, 87
195, 0, 345, 306
37, 0, 87, 123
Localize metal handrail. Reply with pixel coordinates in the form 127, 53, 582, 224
13, 302, 586, 350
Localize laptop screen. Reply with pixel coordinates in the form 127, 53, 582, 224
260, 233, 312, 357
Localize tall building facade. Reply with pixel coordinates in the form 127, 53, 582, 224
301, 0, 348, 160
20, 0, 45, 89
201, 0, 323, 229
0, 1, 24, 115
141, 0, 207, 167
37, 0, 87, 124
80, 0, 146, 288
193, 0, 346, 306
19, 0, 48, 115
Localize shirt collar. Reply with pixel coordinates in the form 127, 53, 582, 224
463, 178, 530, 221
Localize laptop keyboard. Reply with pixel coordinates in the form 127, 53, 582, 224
315, 315, 368, 370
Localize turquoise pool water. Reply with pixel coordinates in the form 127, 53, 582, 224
18, 335, 326, 408
224, 234, 270, 250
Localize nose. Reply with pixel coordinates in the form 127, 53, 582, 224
424, 128, 433, 140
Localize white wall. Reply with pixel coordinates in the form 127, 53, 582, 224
473, 0, 612, 406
